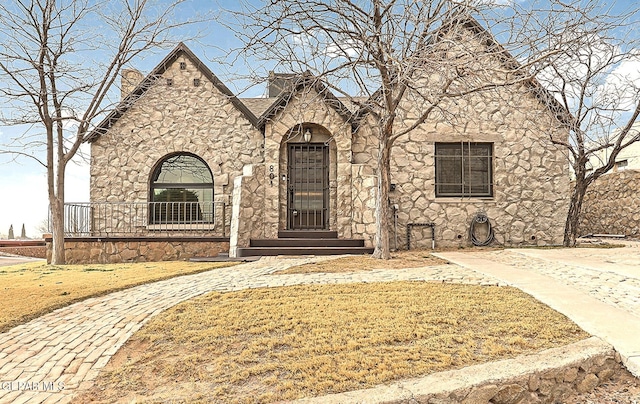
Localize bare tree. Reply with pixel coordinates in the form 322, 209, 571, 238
0, 0, 209, 264
531, 4, 640, 246
36, 218, 51, 236
228, 0, 598, 258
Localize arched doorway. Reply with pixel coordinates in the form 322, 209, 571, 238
287, 141, 329, 229
279, 124, 335, 231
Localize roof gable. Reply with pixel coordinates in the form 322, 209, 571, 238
86, 43, 259, 143
351, 16, 571, 128
256, 73, 354, 128
447, 17, 571, 125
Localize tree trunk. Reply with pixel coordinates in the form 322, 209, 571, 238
49, 155, 66, 264
563, 182, 588, 247
50, 196, 66, 264
372, 139, 392, 259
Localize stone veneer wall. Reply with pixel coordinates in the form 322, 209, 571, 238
402, 349, 621, 404
229, 164, 266, 257
351, 164, 377, 247
351, 52, 569, 249
89, 52, 263, 236
579, 169, 640, 237
298, 338, 623, 404
47, 238, 228, 264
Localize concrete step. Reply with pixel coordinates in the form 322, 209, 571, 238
277, 230, 338, 239
236, 246, 374, 257
250, 238, 364, 247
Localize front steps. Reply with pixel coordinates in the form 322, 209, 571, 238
235, 230, 374, 257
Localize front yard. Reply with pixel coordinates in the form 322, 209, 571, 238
0, 260, 236, 333
0, 252, 592, 403
74, 256, 588, 403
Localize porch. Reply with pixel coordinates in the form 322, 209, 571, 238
55, 198, 373, 263
63, 201, 228, 237
53, 201, 230, 264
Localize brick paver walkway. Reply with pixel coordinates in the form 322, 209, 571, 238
0, 256, 500, 404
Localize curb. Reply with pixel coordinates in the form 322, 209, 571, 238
292, 337, 620, 403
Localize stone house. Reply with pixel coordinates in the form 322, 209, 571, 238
579, 169, 640, 238
69, 19, 570, 263
574, 122, 640, 238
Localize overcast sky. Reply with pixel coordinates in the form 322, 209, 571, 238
0, 0, 638, 237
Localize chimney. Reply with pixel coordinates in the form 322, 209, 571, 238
121, 68, 145, 100
268, 72, 299, 98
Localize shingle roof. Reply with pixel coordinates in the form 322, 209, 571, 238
240, 98, 277, 118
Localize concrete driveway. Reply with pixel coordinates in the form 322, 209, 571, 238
0, 255, 44, 267
435, 240, 640, 378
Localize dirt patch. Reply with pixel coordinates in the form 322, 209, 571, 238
276, 249, 452, 274
564, 368, 640, 403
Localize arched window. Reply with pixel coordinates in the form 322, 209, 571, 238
150, 153, 214, 224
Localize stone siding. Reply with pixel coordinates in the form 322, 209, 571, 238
405, 349, 621, 404
579, 170, 640, 237
351, 82, 569, 249
351, 164, 377, 247
229, 164, 266, 256
47, 238, 228, 264
89, 52, 263, 236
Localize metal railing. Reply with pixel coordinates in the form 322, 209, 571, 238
63, 201, 227, 237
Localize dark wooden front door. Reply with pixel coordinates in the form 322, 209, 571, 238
287, 143, 329, 230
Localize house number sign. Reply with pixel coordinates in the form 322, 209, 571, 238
269, 164, 275, 186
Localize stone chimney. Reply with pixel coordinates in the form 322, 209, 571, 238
268, 72, 299, 98
121, 68, 145, 100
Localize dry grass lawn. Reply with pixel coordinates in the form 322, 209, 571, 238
277, 249, 450, 274
79, 281, 589, 404
0, 260, 236, 333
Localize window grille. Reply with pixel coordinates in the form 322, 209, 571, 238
435, 142, 493, 197
150, 153, 214, 224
